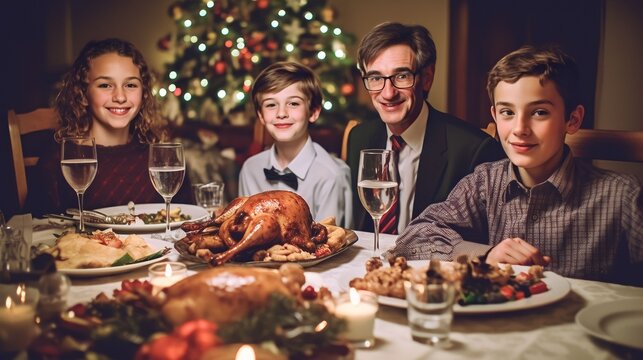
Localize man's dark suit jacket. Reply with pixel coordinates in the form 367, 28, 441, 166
347, 104, 506, 231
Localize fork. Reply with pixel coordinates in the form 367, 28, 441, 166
66, 208, 115, 223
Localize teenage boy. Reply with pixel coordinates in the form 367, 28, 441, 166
389, 46, 642, 285
239, 61, 352, 228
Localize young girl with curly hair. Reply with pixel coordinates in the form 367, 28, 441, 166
29, 38, 192, 215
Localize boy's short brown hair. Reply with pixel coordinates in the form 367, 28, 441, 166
487, 45, 581, 119
251, 61, 323, 114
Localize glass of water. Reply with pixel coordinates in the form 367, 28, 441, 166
194, 181, 225, 218
404, 276, 457, 347
149, 143, 185, 240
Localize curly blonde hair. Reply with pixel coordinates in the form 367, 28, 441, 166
54, 38, 165, 143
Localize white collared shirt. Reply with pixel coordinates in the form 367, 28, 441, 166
239, 136, 353, 228
386, 102, 428, 233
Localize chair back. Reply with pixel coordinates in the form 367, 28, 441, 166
565, 129, 643, 163
341, 119, 361, 162
8, 108, 60, 209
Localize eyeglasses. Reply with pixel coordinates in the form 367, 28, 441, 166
362, 71, 418, 91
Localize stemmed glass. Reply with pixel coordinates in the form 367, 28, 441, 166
148, 143, 185, 240
357, 149, 399, 257
61, 136, 97, 233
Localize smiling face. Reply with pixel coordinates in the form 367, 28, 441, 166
86, 52, 143, 145
257, 82, 320, 146
491, 76, 583, 187
363, 44, 434, 135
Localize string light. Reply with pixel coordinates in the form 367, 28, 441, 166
235, 91, 245, 101
271, 20, 279, 28
221, 27, 229, 35
217, 90, 227, 99
183, 93, 192, 101
251, 54, 260, 63
199, 9, 207, 17
231, 49, 240, 56
320, 25, 328, 33
206, 1, 214, 8
190, 36, 198, 43
198, 43, 207, 51
278, 9, 286, 16
285, 43, 294, 52
333, 28, 342, 35
168, 84, 176, 92
304, 12, 313, 20
317, 51, 327, 60
184, 19, 192, 28
201, 79, 208, 87
169, 71, 177, 80
323, 101, 333, 110
335, 49, 345, 58
159, 88, 167, 97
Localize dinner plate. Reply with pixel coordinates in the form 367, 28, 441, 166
368, 263, 571, 314
174, 229, 358, 268
59, 238, 172, 278
576, 298, 643, 350
88, 203, 209, 232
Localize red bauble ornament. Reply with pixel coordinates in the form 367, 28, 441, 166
266, 40, 278, 51
214, 61, 227, 74
341, 83, 355, 96
256, 0, 269, 9
157, 34, 171, 51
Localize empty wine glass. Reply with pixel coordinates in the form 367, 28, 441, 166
61, 136, 97, 233
194, 181, 225, 219
357, 149, 398, 257
148, 143, 185, 240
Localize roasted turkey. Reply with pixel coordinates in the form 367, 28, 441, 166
161, 263, 305, 326
183, 190, 328, 266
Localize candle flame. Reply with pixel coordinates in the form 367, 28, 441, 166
349, 287, 361, 305
164, 263, 173, 277
235, 344, 255, 360
5, 296, 12, 309
315, 320, 328, 332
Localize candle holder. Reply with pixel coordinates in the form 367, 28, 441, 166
0, 283, 40, 353
148, 262, 188, 296
334, 288, 378, 348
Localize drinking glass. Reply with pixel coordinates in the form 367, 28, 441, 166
357, 149, 398, 257
194, 181, 225, 218
404, 277, 457, 347
61, 136, 97, 233
148, 143, 185, 240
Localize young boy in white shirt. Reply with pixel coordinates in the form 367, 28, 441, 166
239, 61, 353, 228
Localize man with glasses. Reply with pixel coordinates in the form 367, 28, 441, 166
347, 22, 505, 234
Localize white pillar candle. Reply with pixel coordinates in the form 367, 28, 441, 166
335, 288, 378, 344
0, 296, 38, 352
148, 262, 187, 296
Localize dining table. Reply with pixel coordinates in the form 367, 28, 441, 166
7, 214, 643, 360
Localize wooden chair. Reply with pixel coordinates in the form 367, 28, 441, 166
340, 119, 361, 162
8, 108, 60, 209
565, 129, 643, 163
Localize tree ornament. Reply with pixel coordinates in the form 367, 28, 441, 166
157, 33, 172, 51
341, 83, 355, 96
283, 19, 305, 44
321, 6, 335, 22
214, 61, 227, 74
256, 0, 269, 9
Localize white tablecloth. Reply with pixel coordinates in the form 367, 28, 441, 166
21, 217, 643, 359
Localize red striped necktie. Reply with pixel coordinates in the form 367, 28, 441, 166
379, 135, 405, 234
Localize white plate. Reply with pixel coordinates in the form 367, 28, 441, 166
576, 298, 643, 350
88, 203, 208, 232
374, 264, 571, 314
59, 238, 172, 277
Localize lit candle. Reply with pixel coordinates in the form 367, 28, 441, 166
0, 288, 39, 352
334, 288, 378, 347
148, 262, 187, 296
235, 344, 255, 360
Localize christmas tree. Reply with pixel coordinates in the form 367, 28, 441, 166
157, 0, 368, 128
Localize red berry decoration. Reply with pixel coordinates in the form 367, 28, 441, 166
302, 285, 317, 300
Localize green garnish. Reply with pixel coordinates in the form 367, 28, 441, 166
111, 248, 170, 267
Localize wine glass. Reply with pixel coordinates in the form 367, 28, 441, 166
357, 149, 398, 256
148, 143, 185, 240
61, 136, 97, 233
